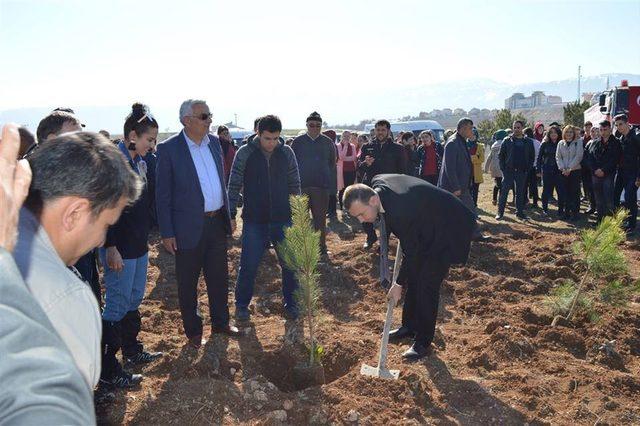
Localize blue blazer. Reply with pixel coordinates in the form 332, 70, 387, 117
155, 131, 232, 250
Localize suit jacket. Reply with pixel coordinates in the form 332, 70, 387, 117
156, 131, 232, 250
438, 133, 473, 194
372, 174, 476, 286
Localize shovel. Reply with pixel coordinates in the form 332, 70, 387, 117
360, 242, 402, 380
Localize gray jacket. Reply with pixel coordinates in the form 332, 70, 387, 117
0, 249, 95, 425
13, 208, 102, 388
484, 140, 503, 178
556, 138, 584, 172
438, 132, 473, 194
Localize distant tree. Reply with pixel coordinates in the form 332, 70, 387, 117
494, 109, 529, 130
494, 109, 514, 130
477, 119, 497, 145
563, 101, 591, 127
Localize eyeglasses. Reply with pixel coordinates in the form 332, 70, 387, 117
190, 113, 212, 121
21, 142, 39, 160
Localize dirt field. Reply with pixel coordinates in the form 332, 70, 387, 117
96, 179, 640, 425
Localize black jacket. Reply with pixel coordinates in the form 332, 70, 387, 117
586, 135, 621, 177
372, 174, 476, 287
358, 138, 407, 185
618, 130, 640, 176
499, 136, 535, 173
105, 144, 151, 259
403, 145, 420, 177
536, 140, 559, 173
227, 138, 301, 223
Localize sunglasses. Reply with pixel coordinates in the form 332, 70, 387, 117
190, 113, 212, 121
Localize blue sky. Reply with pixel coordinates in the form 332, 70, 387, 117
1, 0, 639, 130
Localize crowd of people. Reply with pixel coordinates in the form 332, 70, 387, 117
485, 117, 640, 232
0, 98, 638, 423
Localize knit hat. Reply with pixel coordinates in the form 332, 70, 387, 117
306, 111, 322, 123
493, 129, 508, 141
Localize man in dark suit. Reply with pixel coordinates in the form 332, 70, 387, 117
343, 174, 476, 360
156, 99, 241, 348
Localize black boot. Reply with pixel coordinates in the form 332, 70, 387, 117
388, 326, 415, 342
121, 310, 162, 366
402, 339, 431, 361
100, 320, 125, 385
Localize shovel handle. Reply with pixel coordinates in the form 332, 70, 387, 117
377, 243, 402, 370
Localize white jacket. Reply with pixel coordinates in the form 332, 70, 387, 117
556, 138, 583, 172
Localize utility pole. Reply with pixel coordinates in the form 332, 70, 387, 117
234, 113, 238, 126
606, 75, 610, 90
577, 65, 581, 102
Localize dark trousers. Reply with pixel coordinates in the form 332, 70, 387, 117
492, 177, 502, 203
618, 170, 639, 229
327, 194, 337, 216
338, 171, 357, 209
562, 170, 582, 216
582, 167, 596, 210
592, 174, 615, 222
421, 174, 438, 186
302, 187, 329, 252
235, 221, 298, 309
401, 259, 450, 345
471, 183, 480, 206
614, 171, 625, 210
175, 215, 229, 338
498, 170, 527, 216
101, 319, 122, 381
525, 167, 539, 204
74, 250, 102, 307
541, 170, 562, 211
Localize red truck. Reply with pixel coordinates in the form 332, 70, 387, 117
584, 80, 640, 126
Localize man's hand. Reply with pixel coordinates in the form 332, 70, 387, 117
0, 124, 32, 253
453, 190, 462, 197
162, 237, 177, 255
364, 155, 374, 166
387, 283, 403, 306
106, 246, 124, 273
595, 169, 604, 178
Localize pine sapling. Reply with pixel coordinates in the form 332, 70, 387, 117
277, 195, 322, 366
550, 209, 628, 326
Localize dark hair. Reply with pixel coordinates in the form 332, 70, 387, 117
543, 125, 561, 142
25, 132, 143, 217
217, 125, 229, 135
375, 119, 390, 129
253, 117, 262, 131
523, 127, 534, 138
52, 107, 75, 114
599, 120, 611, 128
342, 183, 377, 210
513, 119, 525, 127
258, 115, 282, 134
456, 118, 473, 130
614, 114, 628, 123
18, 126, 36, 158
123, 103, 158, 142
98, 130, 111, 139
36, 111, 81, 143
584, 121, 592, 127
401, 132, 415, 142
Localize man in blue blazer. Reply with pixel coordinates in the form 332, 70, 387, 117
156, 99, 241, 348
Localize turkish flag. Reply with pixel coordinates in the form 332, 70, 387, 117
628, 86, 640, 126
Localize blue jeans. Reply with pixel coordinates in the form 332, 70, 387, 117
100, 249, 149, 322
235, 221, 298, 310
592, 174, 615, 221
498, 170, 527, 215
541, 170, 562, 211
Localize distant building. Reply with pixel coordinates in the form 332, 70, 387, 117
505, 91, 563, 110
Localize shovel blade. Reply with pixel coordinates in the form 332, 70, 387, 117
360, 363, 400, 380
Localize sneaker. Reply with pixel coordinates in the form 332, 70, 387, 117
494, 214, 504, 220
542, 208, 549, 216
235, 306, 250, 321
125, 351, 163, 366
516, 213, 528, 220
100, 370, 143, 389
